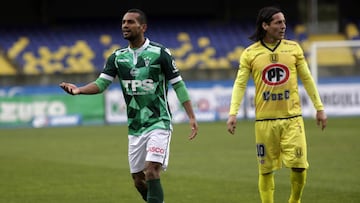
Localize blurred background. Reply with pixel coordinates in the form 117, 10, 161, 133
1, 0, 359, 128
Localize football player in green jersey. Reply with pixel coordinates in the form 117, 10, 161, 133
226, 6, 327, 203
60, 8, 198, 203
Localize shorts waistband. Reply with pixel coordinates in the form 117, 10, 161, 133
255, 115, 301, 122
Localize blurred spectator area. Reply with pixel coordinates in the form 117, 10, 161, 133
294, 21, 360, 77
0, 0, 359, 85
0, 21, 256, 75
1, 19, 360, 82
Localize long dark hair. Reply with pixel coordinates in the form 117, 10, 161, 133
249, 6, 282, 42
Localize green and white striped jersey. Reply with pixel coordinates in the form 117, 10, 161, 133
100, 38, 183, 136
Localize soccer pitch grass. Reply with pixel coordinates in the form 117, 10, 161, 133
0, 117, 359, 203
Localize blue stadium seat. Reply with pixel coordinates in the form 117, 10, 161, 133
0, 20, 323, 75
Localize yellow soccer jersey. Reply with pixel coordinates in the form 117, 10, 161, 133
229, 40, 324, 120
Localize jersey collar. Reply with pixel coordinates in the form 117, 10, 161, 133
127, 38, 150, 54
261, 40, 281, 52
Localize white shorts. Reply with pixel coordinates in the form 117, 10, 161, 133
128, 129, 172, 173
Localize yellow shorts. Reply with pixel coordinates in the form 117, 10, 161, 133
255, 116, 309, 174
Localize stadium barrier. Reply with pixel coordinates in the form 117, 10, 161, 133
1, 78, 360, 128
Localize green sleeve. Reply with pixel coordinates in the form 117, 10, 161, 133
94, 77, 112, 93
173, 81, 190, 103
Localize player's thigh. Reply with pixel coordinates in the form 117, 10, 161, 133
146, 129, 172, 169
281, 117, 309, 168
255, 120, 282, 173
128, 135, 148, 173
255, 120, 281, 158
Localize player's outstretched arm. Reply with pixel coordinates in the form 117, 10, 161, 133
227, 115, 237, 135
59, 82, 80, 95
59, 82, 100, 95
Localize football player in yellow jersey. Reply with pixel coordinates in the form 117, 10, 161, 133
226, 6, 327, 203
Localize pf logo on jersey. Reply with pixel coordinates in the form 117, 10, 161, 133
262, 64, 289, 86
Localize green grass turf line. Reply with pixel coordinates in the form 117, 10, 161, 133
0, 117, 359, 202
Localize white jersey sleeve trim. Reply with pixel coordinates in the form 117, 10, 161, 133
99, 73, 114, 81
169, 76, 182, 85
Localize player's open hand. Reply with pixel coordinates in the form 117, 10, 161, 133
59, 82, 80, 95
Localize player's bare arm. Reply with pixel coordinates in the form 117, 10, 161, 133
182, 100, 198, 140
59, 82, 100, 95
59, 82, 80, 95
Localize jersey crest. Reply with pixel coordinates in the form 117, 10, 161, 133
262, 64, 289, 86
269, 53, 278, 63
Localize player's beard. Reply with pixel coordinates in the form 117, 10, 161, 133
123, 34, 133, 41
122, 31, 134, 41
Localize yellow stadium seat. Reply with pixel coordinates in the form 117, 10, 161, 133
177, 32, 190, 42
227, 46, 244, 65
8, 37, 29, 59
23, 52, 40, 75
308, 34, 346, 41
171, 43, 192, 58
307, 34, 355, 66
198, 37, 210, 48
202, 47, 215, 57
100, 34, 112, 45
201, 59, 217, 69
0, 55, 17, 75
345, 23, 360, 39
184, 53, 200, 68
294, 24, 306, 35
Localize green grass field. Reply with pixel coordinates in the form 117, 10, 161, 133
1, 117, 359, 203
